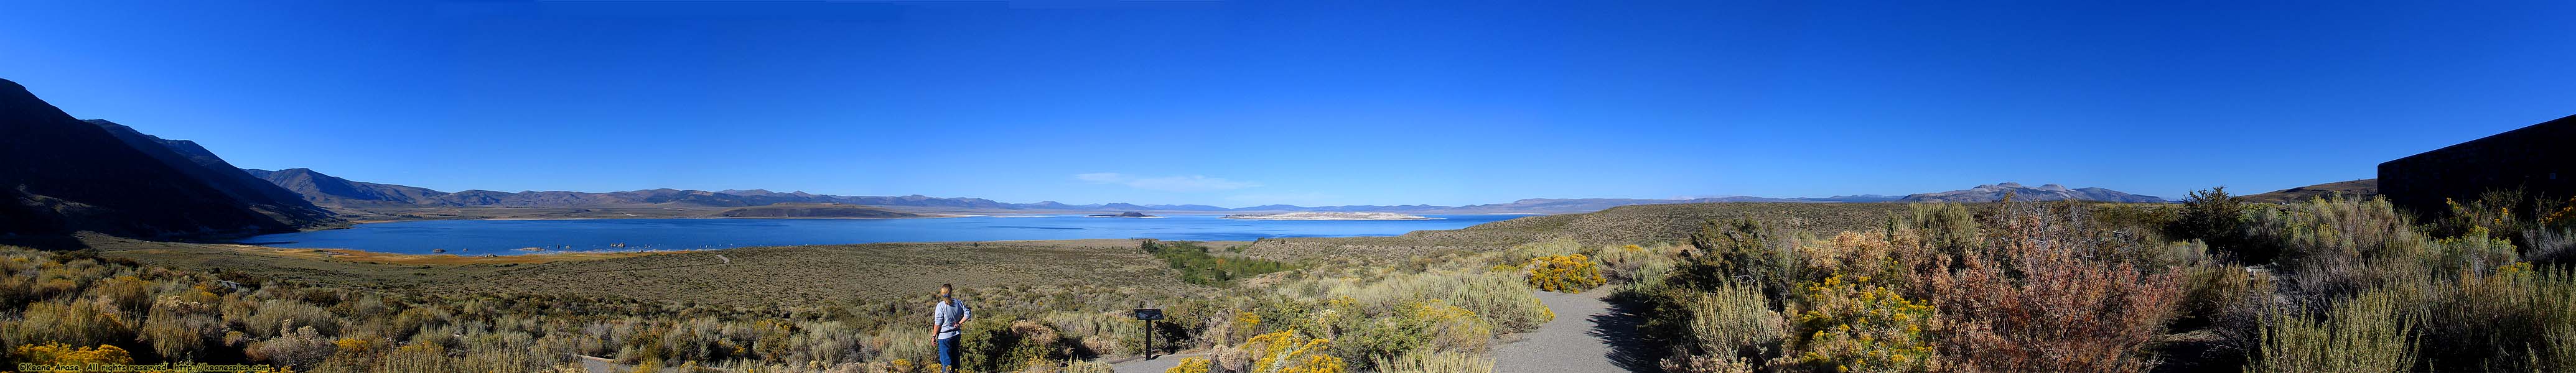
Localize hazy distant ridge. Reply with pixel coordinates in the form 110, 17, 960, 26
1897, 182, 2166, 203
241, 168, 2167, 215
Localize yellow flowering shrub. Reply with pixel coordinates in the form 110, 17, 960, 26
1243, 330, 1346, 373
1788, 275, 1936, 373
1164, 357, 1212, 373
1523, 254, 1605, 293
12, 342, 133, 366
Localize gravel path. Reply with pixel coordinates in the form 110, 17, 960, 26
1495, 288, 1658, 373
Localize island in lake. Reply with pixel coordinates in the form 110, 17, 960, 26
1086, 211, 1160, 218
1223, 212, 1438, 220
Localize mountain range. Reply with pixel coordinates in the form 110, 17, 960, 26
1895, 182, 2167, 203
238, 167, 2168, 214
0, 78, 338, 237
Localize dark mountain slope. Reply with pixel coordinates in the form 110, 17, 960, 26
0, 78, 337, 237
85, 120, 336, 224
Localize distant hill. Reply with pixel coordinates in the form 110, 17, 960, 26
1898, 183, 2166, 203
2242, 179, 2378, 203
716, 203, 919, 218
0, 78, 339, 237
245, 168, 449, 205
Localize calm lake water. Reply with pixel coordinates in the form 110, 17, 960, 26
235, 214, 1529, 255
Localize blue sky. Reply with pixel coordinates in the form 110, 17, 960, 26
4, 1, 2570, 206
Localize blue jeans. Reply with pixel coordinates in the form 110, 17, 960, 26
936, 336, 959, 371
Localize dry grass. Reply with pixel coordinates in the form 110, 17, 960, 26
1244, 203, 1915, 263
442, 239, 1201, 307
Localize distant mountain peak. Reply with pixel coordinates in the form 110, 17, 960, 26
1900, 183, 2164, 203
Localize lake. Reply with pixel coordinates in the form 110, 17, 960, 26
235, 214, 1531, 255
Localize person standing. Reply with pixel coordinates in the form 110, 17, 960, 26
932, 283, 972, 372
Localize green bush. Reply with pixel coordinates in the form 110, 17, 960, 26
1905, 202, 1979, 259
1142, 240, 1293, 286
1684, 218, 1797, 306
2172, 187, 2261, 262
2410, 263, 2576, 372
1656, 282, 1782, 372
2246, 196, 2433, 298
958, 318, 1070, 373
2250, 289, 2417, 373
1323, 298, 1492, 369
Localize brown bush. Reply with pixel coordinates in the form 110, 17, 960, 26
1922, 203, 2184, 373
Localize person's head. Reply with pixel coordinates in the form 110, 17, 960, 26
939, 283, 953, 298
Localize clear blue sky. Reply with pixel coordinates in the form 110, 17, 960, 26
5, 1, 2570, 206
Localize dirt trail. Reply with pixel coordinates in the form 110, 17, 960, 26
1495, 288, 1657, 373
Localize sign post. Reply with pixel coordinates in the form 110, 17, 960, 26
1133, 308, 1165, 360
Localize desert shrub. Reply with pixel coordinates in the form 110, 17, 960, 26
2429, 189, 2576, 252
249, 325, 336, 369
2249, 289, 2417, 373
12, 342, 134, 366
1314, 297, 1491, 369
376, 342, 452, 372
1656, 282, 1783, 373
250, 299, 341, 338
2243, 196, 2417, 306
1165, 356, 1211, 373
1520, 254, 1603, 293
2544, 322, 2576, 372
1684, 218, 1798, 306
142, 295, 224, 361
1781, 275, 1935, 373
1239, 330, 1344, 373
1062, 359, 1114, 373
2529, 226, 2576, 264
1921, 202, 2182, 373
2407, 263, 2576, 371
1794, 231, 1941, 295
1905, 202, 1979, 259
1141, 240, 1292, 286
959, 319, 1071, 373
2, 300, 134, 352
2427, 228, 2522, 278
1307, 269, 1551, 334
628, 359, 664, 373
1370, 350, 1493, 373
2171, 187, 2261, 262
2162, 262, 2273, 371
390, 306, 453, 341
1593, 244, 1678, 288
88, 275, 154, 314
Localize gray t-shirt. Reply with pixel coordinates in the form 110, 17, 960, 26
934, 298, 971, 339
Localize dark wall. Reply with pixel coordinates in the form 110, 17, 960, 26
2378, 114, 2576, 214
